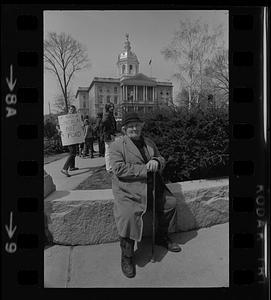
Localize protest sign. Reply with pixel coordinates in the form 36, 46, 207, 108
58, 113, 84, 146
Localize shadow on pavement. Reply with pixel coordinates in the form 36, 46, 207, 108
135, 238, 168, 267
45, 190, 70, 201
69, 169, 94, 177
171, 229, 198, 245
134, 230, 198, 268
78, 165, 105, 171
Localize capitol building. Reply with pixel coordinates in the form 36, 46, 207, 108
76, 34, 173, 120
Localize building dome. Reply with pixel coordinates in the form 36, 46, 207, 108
118, 50, 138, 61
117, 34, 139, 77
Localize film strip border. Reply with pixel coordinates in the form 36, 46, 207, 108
1, 5, 269, 297
1, 5, 43, 289
230, 7, 269, 299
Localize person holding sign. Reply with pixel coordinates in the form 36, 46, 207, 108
59, 105, 82, 177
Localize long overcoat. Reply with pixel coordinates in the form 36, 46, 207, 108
109, 134, 176, 241
101, 112, 117, 142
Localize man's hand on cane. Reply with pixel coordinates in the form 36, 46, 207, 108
146, 159, 159, 172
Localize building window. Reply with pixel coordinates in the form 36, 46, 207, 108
107, 96, 110, 103
98, 95, 103, 104
160, 91, 163, 95
107, 88, 110, 93
114, 87, 118, 94
129, 65, 133, 74
122, 65, 125, 74
99, 88, 102, 93
138, 106, 144, 113
147, 106, 153, 112
127, 106, 134, 112
83, 101, 86, 108
114, 96, 118, 104
147, 87, 153, 101
137, 86, 143, 101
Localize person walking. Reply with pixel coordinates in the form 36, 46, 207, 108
60, 105, 80, 177
101, 103, 117, 173
109, 112, 181, 278
82, 119, 94, 158
94, 112, 105, 157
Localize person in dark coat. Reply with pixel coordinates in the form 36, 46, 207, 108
94, 112, 105, 156
109, 112, 181, 278
102, 103, 117, 172
82, 119, 94, 158
78, 115, 85, 156
60, 105, 79, 177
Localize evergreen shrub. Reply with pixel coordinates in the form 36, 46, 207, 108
142, 106, 229, 182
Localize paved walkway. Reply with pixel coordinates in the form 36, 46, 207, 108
44, 144, 105, 191
44, 223, 229, 288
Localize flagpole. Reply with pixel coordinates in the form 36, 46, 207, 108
149, 58, 152, 78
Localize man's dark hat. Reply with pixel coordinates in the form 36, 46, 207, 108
122, 112, 143, 127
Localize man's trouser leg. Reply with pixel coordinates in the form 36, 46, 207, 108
120, 237, 136, 278
100, 138, 105, 155
83, 139, 90, 156
63, 145, 76, 170
154, 189, 181, 252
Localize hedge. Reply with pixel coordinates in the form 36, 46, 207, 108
142, 106, 229, 182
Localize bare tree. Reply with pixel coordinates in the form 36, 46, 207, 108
52, 90, 75, 114
204, 48, 229, 99
44, 32, 90, 113
161, 19, 224, 110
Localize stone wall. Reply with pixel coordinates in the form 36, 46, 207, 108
44, 170, 56, 198
44, 178, 228, 245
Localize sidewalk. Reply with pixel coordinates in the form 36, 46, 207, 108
44, 223, 229, 288
44, 144, 105, 191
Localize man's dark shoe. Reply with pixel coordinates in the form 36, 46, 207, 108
121, 254, 136, 278
61, 169, 70, 177
155, 236, 181, 252
69, 167, 79, 171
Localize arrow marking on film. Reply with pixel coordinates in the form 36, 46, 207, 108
6, 65, 17, 92
5, 212, 17, 239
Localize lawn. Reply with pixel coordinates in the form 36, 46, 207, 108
75, 166, 112, 190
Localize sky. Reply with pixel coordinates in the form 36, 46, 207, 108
44, 10, 228, 115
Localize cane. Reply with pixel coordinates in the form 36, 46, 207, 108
151, 170, 156, 263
